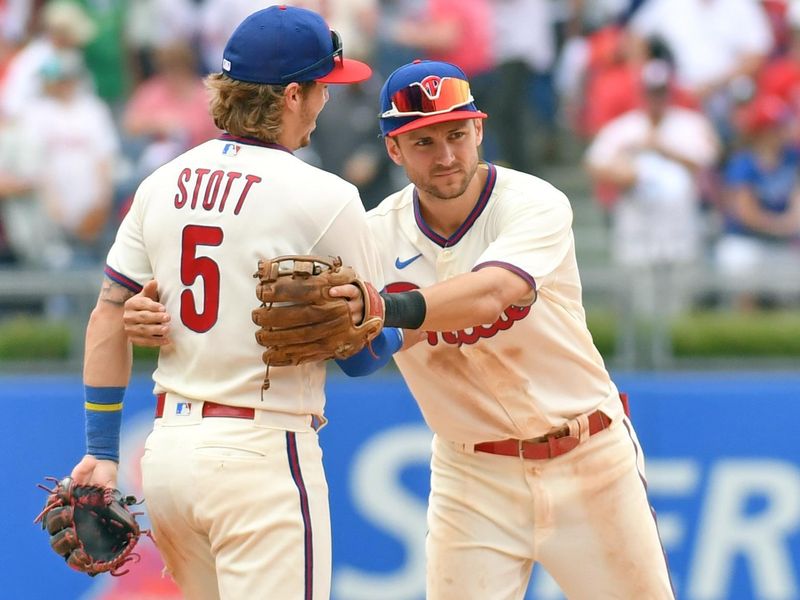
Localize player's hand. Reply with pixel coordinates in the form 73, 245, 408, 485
71, 454, 118, 489
123, 280, 171, 347
329, 283, 365, 325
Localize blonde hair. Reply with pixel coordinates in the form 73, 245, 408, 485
205, 73, 315, 143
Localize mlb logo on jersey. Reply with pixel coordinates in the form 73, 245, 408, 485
222, 143, 240, 157
175, 402, 192, 416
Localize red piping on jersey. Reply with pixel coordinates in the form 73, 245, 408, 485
413, 162, 497, 247
103, 265, 143, 293
473, 260, 536, 292
218, 132, 293, 154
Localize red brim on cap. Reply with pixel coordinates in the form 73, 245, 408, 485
316, 58, 372, 84
387, 110, 488, 137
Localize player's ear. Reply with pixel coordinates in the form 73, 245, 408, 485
384, 136, 403, 166
283, 82, 303, 114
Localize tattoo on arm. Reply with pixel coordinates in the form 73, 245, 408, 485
99, 279, 135, 306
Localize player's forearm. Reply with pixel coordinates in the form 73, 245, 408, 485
418, 268, 530, 331
381, 267, 533, 331
84, 282, 134, 387
84, 311, 132, 385
82, 281, 135, 463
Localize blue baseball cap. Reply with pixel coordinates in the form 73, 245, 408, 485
222, 5, 371, 85
379, 60, 487, 137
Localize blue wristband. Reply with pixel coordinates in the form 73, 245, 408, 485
336, 328, 404, 377
84, 385, 125, 462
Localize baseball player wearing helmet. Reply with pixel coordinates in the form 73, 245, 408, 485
124, 60, 676, 599
67, 6, 382, 599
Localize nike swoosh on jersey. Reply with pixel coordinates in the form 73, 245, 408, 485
395, 253, 423, 269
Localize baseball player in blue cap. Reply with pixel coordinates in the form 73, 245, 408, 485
124, 58, 676, 598
67, 6, 381, 599
358, 58, 675, 599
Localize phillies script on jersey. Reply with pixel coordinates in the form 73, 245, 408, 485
384, 281, 531, 346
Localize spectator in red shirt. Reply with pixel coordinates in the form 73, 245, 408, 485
122, 42, 220, 179
123, 42, 219, 151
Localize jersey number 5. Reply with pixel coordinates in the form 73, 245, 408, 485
181, 224, 223, 333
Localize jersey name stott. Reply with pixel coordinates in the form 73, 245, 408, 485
174, 167, 262, 215
385, 281, 530, 346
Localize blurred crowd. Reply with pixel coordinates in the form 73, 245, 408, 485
0, 0, 799, 317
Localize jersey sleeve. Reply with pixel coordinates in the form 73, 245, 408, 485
104, 178, 153, 292
310, 190, 385, 290
473, 185, 573, 291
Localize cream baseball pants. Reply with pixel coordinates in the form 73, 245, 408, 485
427, 415, 675, 599
141, 397, 330, 600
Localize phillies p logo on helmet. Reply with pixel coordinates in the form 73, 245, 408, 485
419, 76, 444, 99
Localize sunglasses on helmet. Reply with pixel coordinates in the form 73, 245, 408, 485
380, 77, 474, 118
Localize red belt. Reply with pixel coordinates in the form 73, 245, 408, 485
154, 393, 255, 419
474, 410, 612, 460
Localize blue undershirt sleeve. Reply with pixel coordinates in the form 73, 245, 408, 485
335, 328, 403, 377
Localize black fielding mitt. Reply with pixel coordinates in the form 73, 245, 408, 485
34, 476, 148, 576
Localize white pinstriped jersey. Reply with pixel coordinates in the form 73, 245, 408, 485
369, 163, 622, 444
106, 134, 383, 413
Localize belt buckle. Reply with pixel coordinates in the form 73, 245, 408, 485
518, 439, 525, 456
